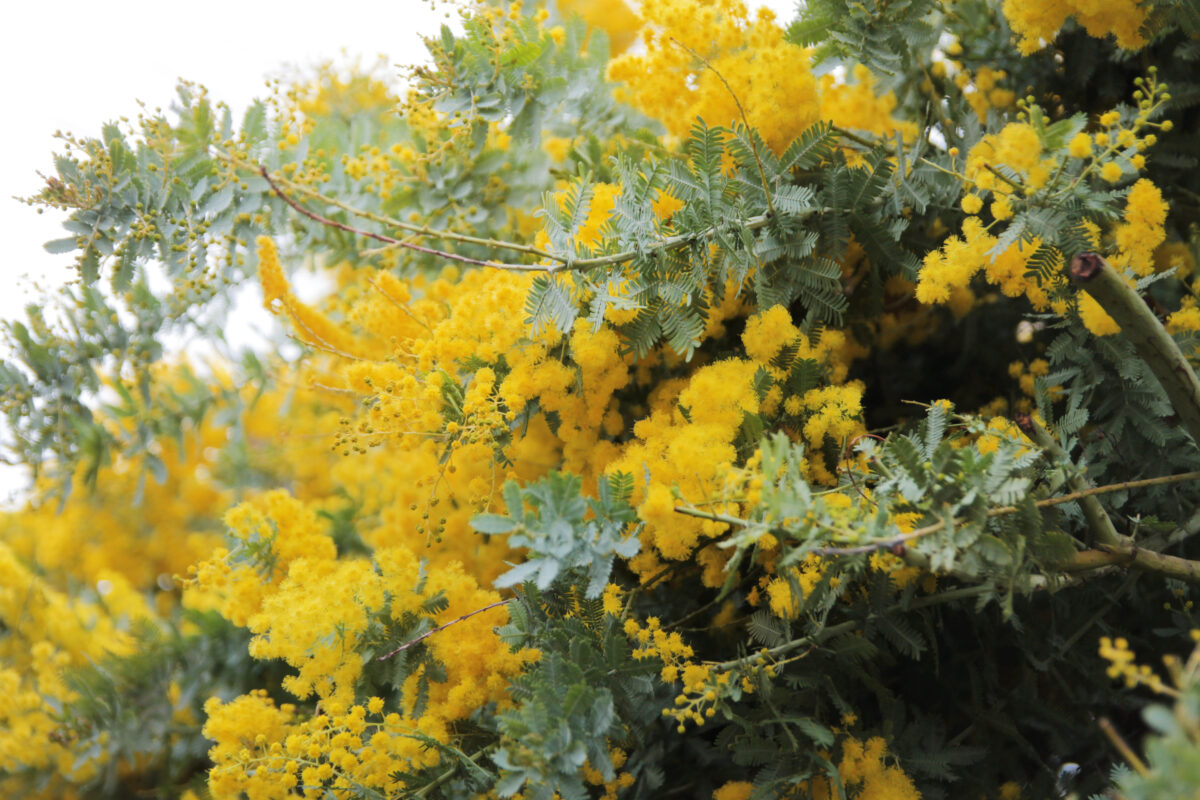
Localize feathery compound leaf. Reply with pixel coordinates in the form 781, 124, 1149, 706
524, 274, 578, 335
780, 121, 837, 172
474, 471, 639, 598
773, 184, 817, 216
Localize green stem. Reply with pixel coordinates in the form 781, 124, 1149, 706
707, 583, 994, 671
1062, 544, 1200, 584
1069, 252, 1200, 447
1024, 417, 1121, 547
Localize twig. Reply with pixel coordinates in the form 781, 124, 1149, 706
839, 433, 886, 507
260, 167, 548, 272
706, 583, 995, 671
238, 154, 816, 277
223, 150, 558, 262
1099, 717, 1150, 776
376, 599, 507, 660
367, 276, 430, 331
670, 37, 777, 221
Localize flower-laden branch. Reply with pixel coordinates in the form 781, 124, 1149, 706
240, 156, 804, 275
377, 599, 508, 661
1069, 252, 1200, 447
674, 468, 1200, 561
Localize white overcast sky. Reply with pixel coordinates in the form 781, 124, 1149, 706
0, 0, 795, 503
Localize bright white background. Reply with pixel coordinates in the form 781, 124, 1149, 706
0, 0, 795, 503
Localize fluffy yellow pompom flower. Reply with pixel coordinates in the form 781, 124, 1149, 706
1100, 162, 1124, 183
1068, 132, 1093, 158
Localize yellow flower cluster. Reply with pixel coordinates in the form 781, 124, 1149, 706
974, 416, 1037, 458
607, 0, 819, 154
1075, 179, 1170, 336
793, 735, 921, 800
916, 215, 1064, 314
189, 492, 534, 793
608, 0, 913, 156
916, 90, 1172, 333
1002, 0, 1149, 54
956, 66, 1017, 122
664, 649, 780, 732
1167, 297, 1200, 353
837, 736, 922, 800
582, 746, 637, 799
1006, 358, 1053, 409
766, 553, 830, 619
1098, 635, 1172, 694
818, 64, 918, 146
257, 236, 372, 359
964, 122, 1055, 197
625, 615, 694, 682
714, 781, 755, 800
204, 688, 519, 799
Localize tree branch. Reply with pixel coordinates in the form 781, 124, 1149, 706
260, 167, 550, 272
1062, 543, 1200, 584
377, 600, 507, 661
675, 469, 1200, 557
240, 155, 812, 275
1070, 252, 1200, 447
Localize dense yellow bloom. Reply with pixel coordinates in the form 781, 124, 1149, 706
917, 216, 1067, 314
608, 0, 820, 153
1100, 161, 1124, 183
818, 64, 918, 146
1115, 179, 1169, 276
839, 736, 921, 800
256, 236, 371, 358
1002, 0, 1149, 54
1068, 132, 1093, 159
964, 123, 1042, 193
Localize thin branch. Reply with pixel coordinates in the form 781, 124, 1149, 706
367, 276, 431, 331
670, 37, 777, 220
224, 150, 559, 262
675, 469, 1200, 557
706, 583, 996, 671
1099, 717, 1150, 777
257, 164, 797, 274
260, 167, 549, 272
376, 600, 507, 661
